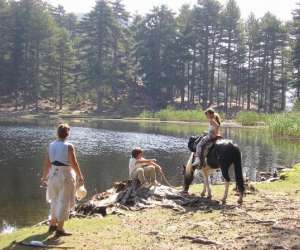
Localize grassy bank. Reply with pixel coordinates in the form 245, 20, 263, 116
139, 107, 209, 122
236, 111, 300, 137
139, 109, 300, 137
1, 164, 299, 250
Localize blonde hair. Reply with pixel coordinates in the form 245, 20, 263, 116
205, 108, 221, 126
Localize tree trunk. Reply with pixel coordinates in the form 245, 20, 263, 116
191, 47, 196, 105
247, 47, 252, 110
269, 49, 275, 113
202, 26, 209, 109
281, 53, 286, 111
225, 34, 232, 115
209, 40, 217, 106
59, 62, 64, 110
35, 42, 40, 111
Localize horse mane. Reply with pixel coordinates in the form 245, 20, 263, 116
185, 153, 194, 181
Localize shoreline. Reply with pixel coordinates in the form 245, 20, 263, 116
1, 164, 299, 249
0, 112, 266, 129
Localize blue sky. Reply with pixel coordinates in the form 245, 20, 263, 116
47, 0, 298, 21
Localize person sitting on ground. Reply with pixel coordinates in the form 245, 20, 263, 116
192, 108, 221, 168
129, 148, 162, 187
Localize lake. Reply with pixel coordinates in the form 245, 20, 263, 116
1, 119, 300, 232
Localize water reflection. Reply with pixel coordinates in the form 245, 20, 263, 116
0, 119, 300, 231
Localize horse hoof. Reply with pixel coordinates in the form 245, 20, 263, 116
181, 190, 189, 196
237, 198, 243, 205
207, 195, 212, 200
221, 199, 227, 205
200, 192, 206, 197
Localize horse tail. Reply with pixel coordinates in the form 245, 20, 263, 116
183, 153, 195, 191
233, 146, 245, 195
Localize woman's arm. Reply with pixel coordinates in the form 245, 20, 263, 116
41, 151, 51, 183
136, 159, 156, 165
68, 145, 84, 183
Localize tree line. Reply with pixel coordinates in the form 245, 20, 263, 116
0, 0, 300, 114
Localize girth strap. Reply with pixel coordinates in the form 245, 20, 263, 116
51, 161, 69, 166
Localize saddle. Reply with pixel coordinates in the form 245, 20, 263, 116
188, 134, 223, 167
188, 134, 223, 158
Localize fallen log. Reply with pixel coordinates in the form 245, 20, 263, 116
75, 180, 222, 217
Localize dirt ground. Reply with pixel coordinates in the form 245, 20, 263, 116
2, 183, 300, 250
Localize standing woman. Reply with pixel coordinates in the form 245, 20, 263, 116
41, 124, 84, 237
192, 108, 221, 168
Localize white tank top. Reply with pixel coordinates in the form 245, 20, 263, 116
48, 140, 72, 166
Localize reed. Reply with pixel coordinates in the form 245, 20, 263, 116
266, 112, 300, 137
235, 111, 267, 126
155, 107, 206, 122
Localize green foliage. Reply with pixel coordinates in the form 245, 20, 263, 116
235, 111, 300, 137
0, 0, 297, 115
235, 111, 267, 126
138, 110, 155, 119
293, 99, 300, 112
154, 107, 206, 122
266, 112, 300, 137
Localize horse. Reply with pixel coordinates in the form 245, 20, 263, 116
183, 135, 245, 204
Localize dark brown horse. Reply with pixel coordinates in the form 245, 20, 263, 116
183, 135, 245, 204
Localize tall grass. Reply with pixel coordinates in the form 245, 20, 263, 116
155, 107, 206, 122
236, 111, 300, 137
266, 112, 300, 137
138, 107, 207, 122
235, 111, 267, 126
138, 110, 155, 119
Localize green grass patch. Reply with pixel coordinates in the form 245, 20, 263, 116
256, 163, 300, 194
0, 216, 151, 250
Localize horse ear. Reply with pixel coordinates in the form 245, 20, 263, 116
182, 165, 186, 169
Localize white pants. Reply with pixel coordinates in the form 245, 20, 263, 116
46, 165, 76, 222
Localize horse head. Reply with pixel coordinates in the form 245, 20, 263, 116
183, 152, 196, 192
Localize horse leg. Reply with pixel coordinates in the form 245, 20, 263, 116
221, 165, 231, 204
202, 166, 212, 199
222, 181, 230, 205
200, 169, 207, 197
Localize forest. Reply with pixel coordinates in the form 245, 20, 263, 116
1, 0, 300, 115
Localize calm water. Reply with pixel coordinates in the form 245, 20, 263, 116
1, 119, 300, 232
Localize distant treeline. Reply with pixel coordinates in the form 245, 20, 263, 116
0, 0, 300, 114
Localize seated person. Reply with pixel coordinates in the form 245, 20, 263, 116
129, 148, 162, 187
